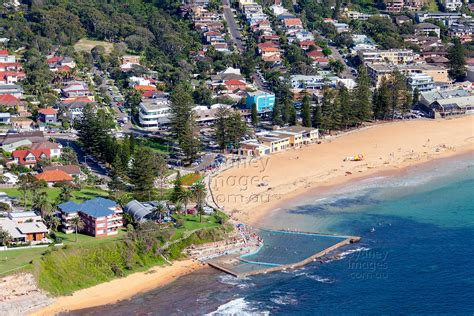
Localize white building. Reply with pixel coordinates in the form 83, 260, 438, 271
408, 73, 435, 92
444, 0, 465, 11
138, 98, 171, 129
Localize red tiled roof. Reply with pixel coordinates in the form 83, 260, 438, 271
12, 149, 51, 165
58, 65, 72, 72
38, 108, 58, 115
283, 18, 303, 26
0, 50, 8, 56
0, 62, 21, 69
63, 96, 93, 104
0, 94, 20, 106
258, 42, 279, 49
35, 170, 73, 182
224, 80, 246, 86
30, 141, 60, 150
135, 85, 157, 91
261, 47, 279, 52
43, 165, 81, 175
47, 56, 62, 63
0, 71, 26, 79
307, 50, 325, 58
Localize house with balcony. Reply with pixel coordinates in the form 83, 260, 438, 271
407, 73, 435, 92
57, 198, 123, 237
415, 23, 441, 38
138, 98, 171, 129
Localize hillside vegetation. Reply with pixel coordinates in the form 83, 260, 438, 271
35, 224, 231, 295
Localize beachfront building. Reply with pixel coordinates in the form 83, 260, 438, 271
239, 126, 319, 156
245, 90, 275, 113
418, 89, 474, 118
407, 73, 435, 92
57, 197, 123, 237
138, 97, 171, 129
0, 212, 49, 244
366, 63, 449, 87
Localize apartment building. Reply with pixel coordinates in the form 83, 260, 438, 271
57, 198, 123, 237
407, 73, 435, 92
138, 97, 171, 129
358, 49, 418, 64
366, 63, 450, 87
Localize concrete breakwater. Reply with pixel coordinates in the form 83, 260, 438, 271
207, 229, 361, 278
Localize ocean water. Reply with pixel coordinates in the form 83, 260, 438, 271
71, 154, 474, 315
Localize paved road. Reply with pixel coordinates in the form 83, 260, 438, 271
328, 45, 355, 80
222, 0, 245, 52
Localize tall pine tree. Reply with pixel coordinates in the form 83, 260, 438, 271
301, 92, 312, 127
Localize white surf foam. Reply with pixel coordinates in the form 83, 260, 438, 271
206, 298, 269, 315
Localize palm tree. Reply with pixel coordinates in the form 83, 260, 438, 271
46, 215, 61, 232
59, 185, 74, 203
32, 192, 52, 219
191, 181, 207, 222
152, 203, 168, 222
70, 216, 84, 242
180, 189, 194, 213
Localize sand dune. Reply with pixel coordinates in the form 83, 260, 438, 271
212, 117, 474, 224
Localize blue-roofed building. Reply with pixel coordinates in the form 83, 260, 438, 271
245, 90, 275, 113
57, 197, 123, 237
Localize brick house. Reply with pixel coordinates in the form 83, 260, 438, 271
57, 198, 123, 237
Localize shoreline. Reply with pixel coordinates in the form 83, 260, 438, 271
29, 260, 205, 316
246, 146, 474, 226
213, 117, 474, 225
24, 117, 474, 314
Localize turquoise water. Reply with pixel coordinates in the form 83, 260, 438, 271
70, 154, 474, 315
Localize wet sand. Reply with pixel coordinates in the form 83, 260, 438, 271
212, 117, 474, 225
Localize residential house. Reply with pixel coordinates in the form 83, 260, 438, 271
0, 84, 23, 97
0, 216, 49, 244
57, 198, 123, 237
43, 165, 82, 178
0, 50, 15, 63
385, 0, 405, 12
38, 107, 58, 123
224, 79, 247, 92
444, 0, 465, 11
0, 94, 22, 109
0, 112, 10, 124
61, 81, 90, 98
30, 141, 62, 159
307, 50, 329, 67
12, 149, 50, 167
415, 23, 441, 37
35, 169, 73, 185
0, 71, 25, 84
260, 47, 281, 62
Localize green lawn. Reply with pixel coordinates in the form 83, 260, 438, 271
171, 213, 222, 241
54, 229, 126, 247
74, 38, 114, 54
0, 247, 48, 275
141, 137, 171, 154
1, 187, 108, 207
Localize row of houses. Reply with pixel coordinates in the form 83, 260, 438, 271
189, 5, 230, 53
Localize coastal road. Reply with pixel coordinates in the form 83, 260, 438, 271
328, 45, 355, 80
222, 0, 245, 52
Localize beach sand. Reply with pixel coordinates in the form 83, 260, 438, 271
212, 117, 474, 224
27, 117, 474, 315
29, 260, 204, 316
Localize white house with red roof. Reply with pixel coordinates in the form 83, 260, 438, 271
0, 50, 15, 63
38, 107, 58, 123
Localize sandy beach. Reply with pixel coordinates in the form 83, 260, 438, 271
19, 117, 474, 315
212, 117, 474, 224
29, 260, 204, 316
